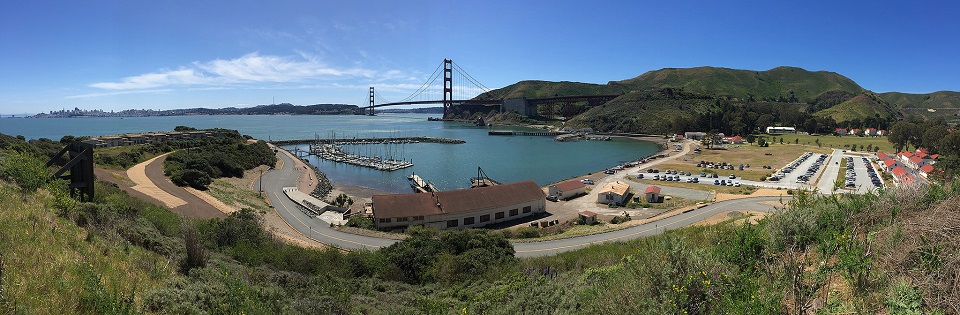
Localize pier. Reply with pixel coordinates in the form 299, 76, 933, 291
309, 144, 413, 171
488, 130, 563, 136
269, 136, 465, 146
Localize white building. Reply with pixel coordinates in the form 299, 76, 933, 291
597, 181, 631, 206
765, 126, 796, 134
371, 181, 546, 230
548, 180, 587, 200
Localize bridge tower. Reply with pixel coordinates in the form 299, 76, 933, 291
368, 86, 375, 116
443, 59, 453, 119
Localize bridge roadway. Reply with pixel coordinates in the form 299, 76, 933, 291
263, 148, 789, 257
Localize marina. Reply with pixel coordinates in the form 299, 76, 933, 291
309, 143, 414, 171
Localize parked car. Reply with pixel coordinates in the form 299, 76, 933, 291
546, 195, 558, 202
581, 179, 595, 185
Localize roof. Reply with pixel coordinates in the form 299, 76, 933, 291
645, 186, 661, 194
892, 167, 909, 178
883, 158, 896, 167
915, 152, 928, 158
579, 210, 597, 217
373, 180, 545, 219
909, 156, 923, 164
900, 151, 914, 158
552, 180, 585, 192
598, 181, 631, 196
877, 152, 888, 160
931, 154, 940, 160
920, 164, 934, 173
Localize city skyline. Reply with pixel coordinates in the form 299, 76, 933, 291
2, 0, 958, 115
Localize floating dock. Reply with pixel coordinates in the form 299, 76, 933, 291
409, 174, 438, 193
309, 144, 413, 171
488, 130, 563, 136
270, 136, 464, 145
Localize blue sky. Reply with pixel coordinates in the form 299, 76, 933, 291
1, 0, 958, 115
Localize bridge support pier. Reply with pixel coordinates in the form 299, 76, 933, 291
368, 87, 375, 116
443, 59, 452, 119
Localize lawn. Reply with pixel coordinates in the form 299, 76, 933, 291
654, 143, 832, 182
632, 177, 758, 195
768, 133, 895, 153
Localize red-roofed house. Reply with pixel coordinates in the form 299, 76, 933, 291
877, 152, 888, 160
899, 152, 914, 164
645, 186, 662, 203
901, 175, 918, 186
930, 154, 940, 160
920, 164, 935, 178
835, 128, 847, 136
866, 128, 878, 136
892, 167, 909, 180
548, 180, 587, 200
851, 128, 861, 135
907, 156, 924, 169
722, 136, 745, 144
915, 151, 928, 159
878, 130, 887, 136
371, 180, 546, 230
578, 210, 598, 225
882, 158, 897, 172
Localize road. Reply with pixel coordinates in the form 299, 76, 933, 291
816, 149, 844, 194
263, 147, 790, 256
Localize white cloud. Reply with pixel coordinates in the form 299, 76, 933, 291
88, 52, 390, 91
66, 89, 173, 99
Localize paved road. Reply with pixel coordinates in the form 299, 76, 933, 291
512, 196, 788, 257
264, 148, 790, 256
816, 149, 843, 194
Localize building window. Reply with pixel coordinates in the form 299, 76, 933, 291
495, 212, 504, 219
523, 206, 531, 214
510, 209, 519, 216
479, 214, 490, 222
464, 217, 475, 225
413, 216, 424, 221
397, 217, 409, 222
447, 219, 459, 228
378, 218, 391, 223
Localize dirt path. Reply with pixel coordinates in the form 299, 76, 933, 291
131, 153, 226, 219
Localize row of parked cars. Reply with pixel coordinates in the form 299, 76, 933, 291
696, 161, 750, 171
795, 154, 829, 184
768, 152, 814, 182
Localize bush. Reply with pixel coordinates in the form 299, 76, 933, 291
345, 215, 374, 230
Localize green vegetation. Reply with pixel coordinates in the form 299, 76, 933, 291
615, 66, 865, 102
474, 80, 624, 100
881, 91, 960, 109
815, 93, 898, 125
4, 133, 960, 314
778, 133, 895, 153
163, 138, 276, 190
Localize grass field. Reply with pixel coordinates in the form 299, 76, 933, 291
633, 177, 758, 195
768, 133, 895, 153
654, 143, 832, 182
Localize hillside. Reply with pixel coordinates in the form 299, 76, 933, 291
474, 80, 623, 100
815, 93, 898, 124
880, 91, 960, 109
565, 90, 709, 133
614, 66, 865, 102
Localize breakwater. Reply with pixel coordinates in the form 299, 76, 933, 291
270, 136, 465, 145
488, 130, 563, 136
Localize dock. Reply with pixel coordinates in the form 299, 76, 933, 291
309, 144, 413, 171
488, 130, 563, 136
410, 174, 439, 193
270, 136, 465, 146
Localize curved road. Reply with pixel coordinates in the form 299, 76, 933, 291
264, 148, 790, 257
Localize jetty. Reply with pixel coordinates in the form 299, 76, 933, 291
488, 130, 563, 136
269, 136, 464, 146
309, 144, 413, 171
409, 174, 439, 193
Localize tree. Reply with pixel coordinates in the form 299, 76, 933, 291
757, 137, 768, 147
815, 138, 821, 148
888, 122, 914, 152
922, 126, 949, 154
757, 114, 775, 132
795, 138, 799, 144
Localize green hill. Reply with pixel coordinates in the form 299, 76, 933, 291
814, 93, 898, 124
880, 91, 960, 109
474, 80, 622, 100
614, 66, 865, 102
565, 91, 708, 133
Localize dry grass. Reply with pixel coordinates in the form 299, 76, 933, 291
633, 177, 758, 195
870, 185, 960, 313
659, 144, 832, 181
0, 182, 171, 313
206, 165, 272, 213
775, 134, 895, 153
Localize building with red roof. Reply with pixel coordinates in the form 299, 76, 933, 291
578, 210, 598, 225
877, 152, 888, 160
372, 180, 546, 230
920, 164, 935, 178
548, 180, 587, 200
892, 167, 909, 179
644, 186, 662, 203
882, 158, 897, 172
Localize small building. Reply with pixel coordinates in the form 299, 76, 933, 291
578, 210, 598, 225
722, 136, 744, 144
644, 186, 661, 203
907, 156, 924, 169
684, 132, 706, 140
919, 164, 935, 178
548, 180, 587, 200
835, 128, 847, 136
877, 130, 888, 136
371, 180, 546, 230
850, 128, 861, 135
597, 181, 631, 206
865, 128, 878, 136
765, 126, 796, 134
882, 158, 897, 172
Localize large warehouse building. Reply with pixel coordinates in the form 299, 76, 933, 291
371, 180, 546, 230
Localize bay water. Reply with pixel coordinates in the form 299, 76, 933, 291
0, 114, 659, 192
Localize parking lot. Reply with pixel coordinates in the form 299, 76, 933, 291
843, 155, 885, 194
766, 152, 829, 190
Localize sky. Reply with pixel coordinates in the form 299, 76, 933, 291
1, 0, 958, 115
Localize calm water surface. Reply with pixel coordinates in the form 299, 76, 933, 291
0, 114, 659, 192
